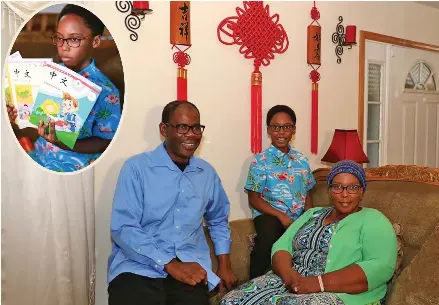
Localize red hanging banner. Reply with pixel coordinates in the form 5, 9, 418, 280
217, 2, 289, 154
307, 2, 321, 155
170, 1, 191, 101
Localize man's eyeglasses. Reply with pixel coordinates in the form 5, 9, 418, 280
269, 124, 295, 132
52, 35, 93, 48
329, 184, 362, 194
166, 123, 205, 135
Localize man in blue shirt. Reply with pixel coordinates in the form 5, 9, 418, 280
108, 101, 237, 305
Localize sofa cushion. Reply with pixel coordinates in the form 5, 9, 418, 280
387, 226, 439, 305
205, 219, 255, 284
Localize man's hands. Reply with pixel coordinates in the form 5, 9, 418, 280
217, 265, 238, 292
165, 259, 207, 286
216, 254, 238, 292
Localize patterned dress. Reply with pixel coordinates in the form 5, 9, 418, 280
220, 208, 385, 305
33, 59, 121, 172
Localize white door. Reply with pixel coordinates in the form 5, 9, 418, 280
364, 41, 387, 167
387, 45, 439, 167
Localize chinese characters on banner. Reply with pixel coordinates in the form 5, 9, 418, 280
307, 25, 321, 65
179, 2, 189, 41
170, 1, 191, 46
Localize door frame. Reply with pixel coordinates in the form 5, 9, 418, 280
357, 31, 439, 143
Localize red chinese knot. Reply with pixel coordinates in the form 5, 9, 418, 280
217, 2, 289, 69
217, 2, 289, 153
173, 45, 191, 69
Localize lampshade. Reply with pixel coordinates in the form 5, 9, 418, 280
321, 129, 369, 163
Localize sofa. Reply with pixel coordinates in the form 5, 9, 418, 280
206, 165, 439, 305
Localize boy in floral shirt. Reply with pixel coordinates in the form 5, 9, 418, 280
7, 4, 121, 172
245, 105, 315, 278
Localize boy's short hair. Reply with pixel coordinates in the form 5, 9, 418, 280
58, 4, 105, 36
266, 105, 297, 126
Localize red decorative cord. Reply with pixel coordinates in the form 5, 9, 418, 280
172, 44, 191, 68
172, 45, 191, 100
309, 2, 321, 154
218, 1, 289, 153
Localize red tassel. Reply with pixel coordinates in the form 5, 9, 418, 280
251, 71, 262, 154
177, 68, 187, 100
311, 83, 318, 154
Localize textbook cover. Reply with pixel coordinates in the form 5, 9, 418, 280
29, 62, 102, 149
7, 57, 53, 128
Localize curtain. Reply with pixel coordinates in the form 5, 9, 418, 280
1, 2, 95, 305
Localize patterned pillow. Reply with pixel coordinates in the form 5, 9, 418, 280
248, 233, 257, 252
392, 223, 404, 277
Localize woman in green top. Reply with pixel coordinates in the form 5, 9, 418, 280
220, 160, 397, 305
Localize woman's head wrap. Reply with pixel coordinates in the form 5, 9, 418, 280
327, 160, 367, 191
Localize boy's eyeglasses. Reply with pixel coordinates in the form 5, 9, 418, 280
268, 124, 295, 132
52, 35, 93, 48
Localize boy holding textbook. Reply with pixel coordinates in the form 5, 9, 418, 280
7, 4, 121, 172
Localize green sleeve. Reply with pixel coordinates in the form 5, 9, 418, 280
271, 207, 321, 257
357, 210, 398, 290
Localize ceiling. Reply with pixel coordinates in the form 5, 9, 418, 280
416, 1, 439, 9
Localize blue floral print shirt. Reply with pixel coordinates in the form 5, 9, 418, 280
244, 145, 316, 219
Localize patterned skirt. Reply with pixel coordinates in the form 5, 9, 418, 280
219, 272, 345, 305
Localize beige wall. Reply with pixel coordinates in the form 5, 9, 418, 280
90, 1, 439, 304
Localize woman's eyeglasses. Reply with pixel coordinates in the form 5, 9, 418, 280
52, 35, 93, 48
165, 123, 205, 135
268, 124, 295, 132
329, 184, 362, 194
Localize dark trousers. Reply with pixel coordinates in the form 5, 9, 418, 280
108, 272, 209, 305
250, 214, 286, 279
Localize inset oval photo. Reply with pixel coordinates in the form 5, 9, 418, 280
4, 3, 124, 173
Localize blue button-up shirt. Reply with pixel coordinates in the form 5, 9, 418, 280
108, 143, 232, 291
